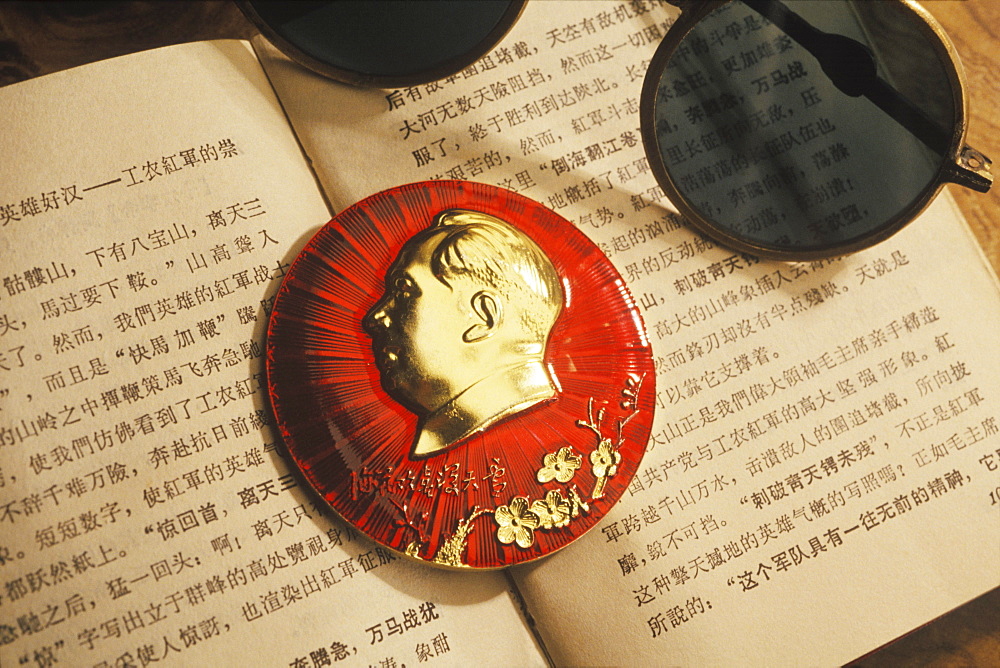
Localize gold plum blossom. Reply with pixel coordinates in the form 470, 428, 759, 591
590, 438, 621, 477
495, 497, 540, 548
537, 446, 583, 484
530, 490, 573, 529
590, 438, 622, 498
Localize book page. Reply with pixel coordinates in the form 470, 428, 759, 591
0, 41, 545, 667
254, 1, 1000, 664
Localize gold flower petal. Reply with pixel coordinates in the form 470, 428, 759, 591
495, 505, 515, 525
530, 499, 552, 521
497, 525, 518, 545
537, 467, 557, 484
509, 496, 530, 515
519, 509, 541, 530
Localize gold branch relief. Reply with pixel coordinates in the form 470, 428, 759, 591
491, 372, 644, 550
394, 373, 645, 565
431, 507, 490, 567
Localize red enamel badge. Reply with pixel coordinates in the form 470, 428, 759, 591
267, 181, 654, 568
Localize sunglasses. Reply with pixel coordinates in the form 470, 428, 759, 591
240, 0, 992, 261
640, 0, 993, 259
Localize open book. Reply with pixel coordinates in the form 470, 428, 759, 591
1, 2, 997, 665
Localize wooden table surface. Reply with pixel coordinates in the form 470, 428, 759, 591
0, 1, 996, 665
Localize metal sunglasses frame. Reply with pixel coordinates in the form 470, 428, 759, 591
640, 0, 993, 261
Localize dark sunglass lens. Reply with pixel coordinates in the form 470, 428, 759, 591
648, 0, 956, 255
246, 0, 518, 83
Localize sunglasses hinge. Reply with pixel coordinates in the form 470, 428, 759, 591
946, 146, 993, 194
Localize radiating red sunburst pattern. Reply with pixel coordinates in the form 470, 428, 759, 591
267, 181, 654, 569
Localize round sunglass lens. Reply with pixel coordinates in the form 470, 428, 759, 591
646, 0, 957, 256
243, 0, 522, 86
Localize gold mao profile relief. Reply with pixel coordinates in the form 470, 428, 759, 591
267, 181, 654, 569
363, 209, 564, 458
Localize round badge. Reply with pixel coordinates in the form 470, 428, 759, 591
267, 181, 655, 568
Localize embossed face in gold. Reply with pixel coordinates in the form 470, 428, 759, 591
364, 209, 564, 458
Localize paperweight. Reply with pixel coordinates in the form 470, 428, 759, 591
267, 181, 655, 568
